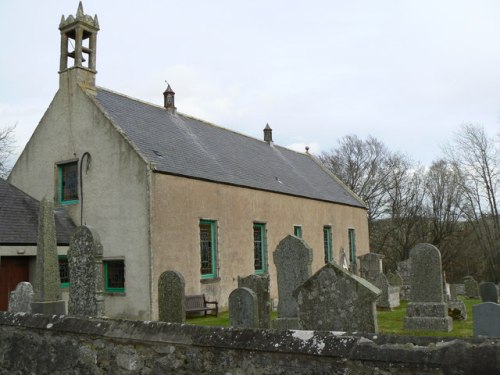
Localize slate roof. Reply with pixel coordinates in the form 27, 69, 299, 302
93, 88, 365, 208
0, 179, 76, 245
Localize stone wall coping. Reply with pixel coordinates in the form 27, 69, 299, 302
1, 311, 499, 373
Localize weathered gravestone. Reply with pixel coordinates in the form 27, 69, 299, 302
238, 274, 271, 329
8, 282, 34, 313
272, 235, 312, 329
158, 270, 186, 323
68, 225, 104, 317
447, 284, 467, 320
404, 243, 452, 332
370, 273, 400, 310
31, 198, 66, 314
294, 262, 381, 333
358, 252, 384, 280
479, 282, 498, 303
339, 248, 349, 271
473, 302, 500, 337
229, 287, 258, 328
396, 258, 411, 300
386, 271, 403, 288
464, 276, 479, 299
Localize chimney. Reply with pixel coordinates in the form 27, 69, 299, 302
263, 123, 273, 143
163, 84, 176, 114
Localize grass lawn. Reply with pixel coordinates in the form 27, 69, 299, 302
187, 297, 480, 337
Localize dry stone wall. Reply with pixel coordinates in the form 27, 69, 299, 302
0, 312, 499, 374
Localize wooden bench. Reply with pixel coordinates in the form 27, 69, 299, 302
185, 294, 218, 317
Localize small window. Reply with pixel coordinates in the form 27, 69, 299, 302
58, 162, 78, 205
348, 228, 356, 264
58, 255, 70, 288
104, 260, 125, 293
253, 223, 266, 274
323, 226, 333, 263
200, 220, 217, 279
293, 225, 302, 238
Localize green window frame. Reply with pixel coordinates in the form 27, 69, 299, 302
58, 255, 70, 288
200, 220, 217, 279
253, 223, 266, 274
104, 260, 125, 293
323, 226, 332, 264
58, 162, 79, 205
348, 228, 356, 264
293, 225, 302, 238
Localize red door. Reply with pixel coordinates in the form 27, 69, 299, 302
0, 256, 30, 311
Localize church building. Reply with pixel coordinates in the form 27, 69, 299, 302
7, 3, 369, 319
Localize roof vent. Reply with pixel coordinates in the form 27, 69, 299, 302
264, 123, 273, 143
163, 84, 176, 114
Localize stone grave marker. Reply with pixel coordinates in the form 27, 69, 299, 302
479, 282, 498, 303
464, 276, 479, 299
473, 302, 500, 337
396, 258, 411, 300
229, 287, 258, 328
238, 274, 271, 329
358, 252, 384, 280
8, 282, 34, 313
158, 270, 186, 323
294, 262, 381, 333
370, 272, 400, 310
68, 225, 105, 317
31, 198, 66, 314
403, 243, 452, 332
272, 235, 313, 329
386, 271, 403, 288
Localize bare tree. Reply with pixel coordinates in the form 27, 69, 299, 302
443, 124, 500, 281
0, 125, 16, 179
423, 159, 465, 271
318, 135, 393, 223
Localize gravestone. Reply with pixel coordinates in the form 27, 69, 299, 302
31, 198, 66, 314
8, 282, 34, 313
479, 282, 499, 303
464, 276, 479, 299
272, 235, 313, 329
396, 259, 411, 300
294, 262, 381, 333
386, 271, 403, 288
339, 248, 349, 271
473, 302, 500, 337
447, 284, 467, 320
158, 270, 186, 323
370, 273, 400, 310
403, 243, 452, 332
68, 225, 105, 317
358, 253, 384, 280
238, 274, 271, 329
229, 287, 258, 328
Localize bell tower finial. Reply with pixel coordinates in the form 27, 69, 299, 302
163, 83, 177, 114
59, 2, 99, 89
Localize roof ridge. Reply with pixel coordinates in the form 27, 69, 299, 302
95, 86, 309, 157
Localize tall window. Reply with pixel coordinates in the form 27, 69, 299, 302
293, 225, 302, 238
200, 220, 217, 279
104, 260, 125, 293
348, 228, 356, 264
58, 162, 78, 205
323, 226, 332, 263
253, 223, 266, 274
58, 255, 70, 288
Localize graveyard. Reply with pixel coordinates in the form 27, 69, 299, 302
187, 297, 480, 338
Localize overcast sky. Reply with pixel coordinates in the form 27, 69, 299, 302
1, 1, 500, 167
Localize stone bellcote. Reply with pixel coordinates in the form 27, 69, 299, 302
59, 2, 99, 90
263, 124, 273, 143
